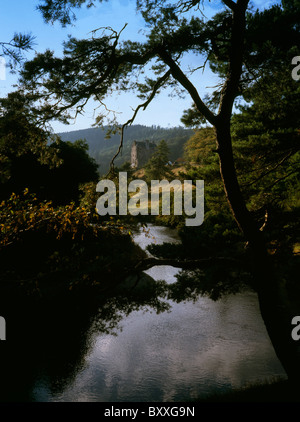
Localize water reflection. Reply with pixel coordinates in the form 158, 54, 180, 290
0, 271, 171, 402
0, 224, 287, 402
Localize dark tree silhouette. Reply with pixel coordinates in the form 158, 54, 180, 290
19, 0, 300, 381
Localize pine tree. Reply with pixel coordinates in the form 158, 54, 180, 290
144, 140, 173, 181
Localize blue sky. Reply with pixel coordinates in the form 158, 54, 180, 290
0, 0, 281, 133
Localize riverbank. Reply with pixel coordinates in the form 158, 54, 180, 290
0, 225, 146, 303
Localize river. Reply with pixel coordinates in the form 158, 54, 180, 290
28, 224, 286, 402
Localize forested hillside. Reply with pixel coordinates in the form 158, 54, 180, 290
58, 125, 193, 174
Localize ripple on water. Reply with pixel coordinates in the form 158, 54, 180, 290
33, 224, 287, 402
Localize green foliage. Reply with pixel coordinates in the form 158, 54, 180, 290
0, 93, 99, 203
0, 92, 55, 170
0, 190, 98, 247
230, 60, 300, 220
79, 180, 99, 213
0, 189, 144, 297
0, 33, 35, 69
182, 127, 228, 218
184, 127, 216, 165
37, 0, 101, 26
0, 136, 99, 204
44, 138, 99, 204
144, 139, 173, 181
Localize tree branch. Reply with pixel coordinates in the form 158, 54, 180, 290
222, 0, 236, 10
158, 48, 217, 126
217, 0, 249, 122
132, 256, 243, 273
240, 150, 296, 188
108, 69, 172, 174
266, 169, 299, 190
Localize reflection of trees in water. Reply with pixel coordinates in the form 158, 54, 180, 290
91, 274, 171, 335
0, 258, 249, 401
0, 271, 173, 401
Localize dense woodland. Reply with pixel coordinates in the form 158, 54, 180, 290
0, 0, 299, 401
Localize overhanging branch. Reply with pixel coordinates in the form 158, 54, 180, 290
222, 0, 236, 10
132, 256, 243, 273
158, 48, 217, 126
108, 69, 172, 174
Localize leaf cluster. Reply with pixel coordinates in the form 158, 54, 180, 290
144, 139, 174, 181
0, 190, 99, 248
37, 0, 101, 26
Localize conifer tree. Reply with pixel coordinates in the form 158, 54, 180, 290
145, 140, 172, 181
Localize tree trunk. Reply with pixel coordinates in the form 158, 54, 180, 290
256, 264, 300, 384
215, 122, 300, 383
215, 122, 262, 247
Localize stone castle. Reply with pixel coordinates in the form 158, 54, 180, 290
131, 140, 156, 168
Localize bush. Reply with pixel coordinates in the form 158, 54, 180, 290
0, 189, 144, 297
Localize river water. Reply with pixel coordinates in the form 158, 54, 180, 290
30, 224, 286, 402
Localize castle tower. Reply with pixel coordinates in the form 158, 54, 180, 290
131, 140, 156, 168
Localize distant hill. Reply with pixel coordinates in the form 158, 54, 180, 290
58, 125, 194, 174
